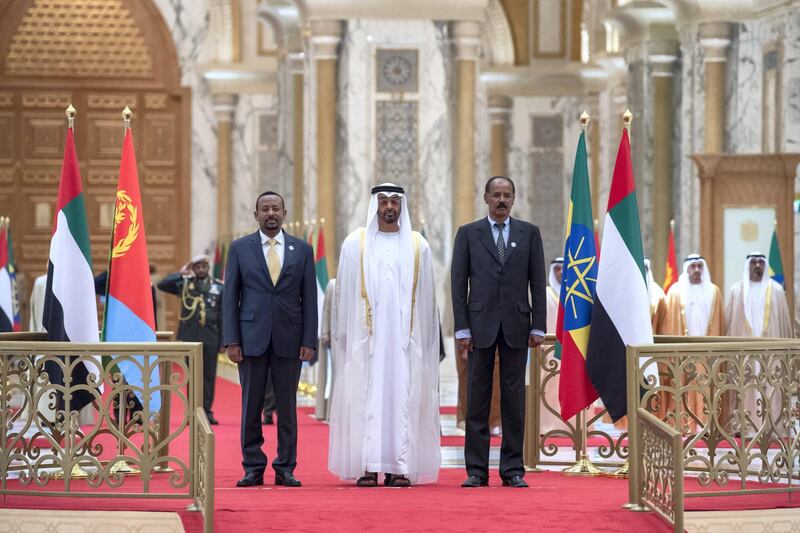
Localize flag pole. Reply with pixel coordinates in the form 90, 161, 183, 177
561, 111, 603, 477
50, 105, 90, 481
607, 109, 636, 481
108, 106, 141, 477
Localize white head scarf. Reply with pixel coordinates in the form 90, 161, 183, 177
679, 253, 714, 336
548, 257, 563, 294
363, 183, 415, 348
644, 258, 665, 308
742, 252, 769, 336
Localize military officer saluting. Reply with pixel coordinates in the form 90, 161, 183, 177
158, 254, 224, 424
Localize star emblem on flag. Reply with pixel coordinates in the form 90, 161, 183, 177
564, 234, 596, 321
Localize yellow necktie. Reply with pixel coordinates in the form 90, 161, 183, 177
267, 238, 280, 284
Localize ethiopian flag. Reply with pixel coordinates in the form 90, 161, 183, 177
557, 129, 599, 422
586, 126, 656, 422
103, 128, 160, 413
769, 227, 784, 286
42, 126, 101, 412
663, 222, 678, 293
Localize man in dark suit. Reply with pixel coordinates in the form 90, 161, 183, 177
451, 176, 546, 488
223, 191, 318, 488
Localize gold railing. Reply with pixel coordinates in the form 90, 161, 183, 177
0, 338, 212, 531
192, 407, 215, 533
627, 340, 800, 531
638, 408, 683, 532
523, 335, 770, 471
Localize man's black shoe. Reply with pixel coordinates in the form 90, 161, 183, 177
502, 475, 528, 488
461, 475, 488, 487
275, 472, 302, 487
206, 413, 219, 425
236, 472, 263, 487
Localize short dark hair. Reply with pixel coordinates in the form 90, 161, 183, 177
485, 176, 515, 194
255, 191, 285, 210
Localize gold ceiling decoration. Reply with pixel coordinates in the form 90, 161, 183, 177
5, 0, 153, 78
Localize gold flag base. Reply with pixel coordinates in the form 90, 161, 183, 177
109, 460, 141, 476
50, 463, 91, 480
561, 456, 605, 476
606, 459, 629, 478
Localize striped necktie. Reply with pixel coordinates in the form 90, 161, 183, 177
495, 222, 506, 264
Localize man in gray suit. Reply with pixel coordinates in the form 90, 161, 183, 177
451, 176, 546, 488
223, 191, 318, 488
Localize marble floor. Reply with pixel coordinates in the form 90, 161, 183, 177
0, 509, 184, 533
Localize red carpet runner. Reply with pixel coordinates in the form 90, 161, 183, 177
3, 376, 673, 532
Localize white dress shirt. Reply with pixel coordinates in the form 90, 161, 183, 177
260, 229, 286, 269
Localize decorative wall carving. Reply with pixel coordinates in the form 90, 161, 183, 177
532, 115, 564, 148
376, 49, 419, 93
87, 94, 137, 109
375, 101, 418, 189
4, 0, 154, 79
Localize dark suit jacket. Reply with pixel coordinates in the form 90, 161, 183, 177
223, 230, 318, 358
451, 217, 546, 350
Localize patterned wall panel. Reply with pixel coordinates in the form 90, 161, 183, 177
143, 115, 176, 164
531, 150, 564, 262
88, 117, 127, 161
532, 115, 564, 148
375, 101, 418, 191
376, 49, 419, 93
0, 113, 12, 163
22, 117, 65, 162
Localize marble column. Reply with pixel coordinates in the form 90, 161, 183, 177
650, 43, 678, 282
451, 21, 481, 228
699, 22, 731, 153
488, 95, 512, 176
311, 21, 342, 276
214, 93, 237, 240
290, 53, 305, 225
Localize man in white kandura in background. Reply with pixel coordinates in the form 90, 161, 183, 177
541, 257, 563, 433
329, 183, 441, 487
726, 252, 791, 435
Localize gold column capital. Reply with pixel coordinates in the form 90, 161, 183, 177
450, 20, 481, 61
212, 93, 238, 123
488, 95, 512, 124
699, 22, 731, 63
649, 39, 679, 77
309, 20, 343, 59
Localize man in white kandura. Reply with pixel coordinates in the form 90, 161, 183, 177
725, 252, 791, 435
328, 183, 441, 487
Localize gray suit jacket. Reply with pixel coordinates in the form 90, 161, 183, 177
451, 217, 546, 350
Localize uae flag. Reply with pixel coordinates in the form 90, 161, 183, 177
42, 126, 101, 412
586, 126, 655, 421
0, 223, 13, 332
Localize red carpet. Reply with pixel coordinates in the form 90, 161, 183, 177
2, 375, 751, 532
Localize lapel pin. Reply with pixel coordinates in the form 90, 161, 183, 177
511, 242, 517, 248
288, 245, 294, 251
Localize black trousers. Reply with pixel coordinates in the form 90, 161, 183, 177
464, 328, 527, 480
238, 342, 302, 476
263, 369, 276, 417
202, 342, 219, 415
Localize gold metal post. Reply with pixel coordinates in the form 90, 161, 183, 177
623, 108, 633, 130
122, 105, 132, 130
561, 408, 605, 476
580, 110, 590, 132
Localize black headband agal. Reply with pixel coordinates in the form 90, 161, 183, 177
747, 254, 766, 259
371, 184, 405, 195
683, 255, 705, 263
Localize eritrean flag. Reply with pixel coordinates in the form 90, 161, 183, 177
663, 222, 678, 293
103, 128, 160, 413
769, 226, 784, 285
0, 224, 13, 332
42, 126, 101, 412
586, 126, 656, 421
557, 129, 599, 422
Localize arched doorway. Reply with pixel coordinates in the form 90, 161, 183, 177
0, 0, 190, 329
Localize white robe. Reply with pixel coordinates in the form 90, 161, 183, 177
328, 229, 440, 483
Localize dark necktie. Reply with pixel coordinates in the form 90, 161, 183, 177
495, 222, 506, 264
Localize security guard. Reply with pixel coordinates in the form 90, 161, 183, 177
158, 255, 223, 424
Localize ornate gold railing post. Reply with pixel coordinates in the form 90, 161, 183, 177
524, 344, 542, 471
625, 345, 646, 510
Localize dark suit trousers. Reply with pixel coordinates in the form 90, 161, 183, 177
238, 343, 302, 476
465, 328, 527, 480
202, 342, 218, 415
